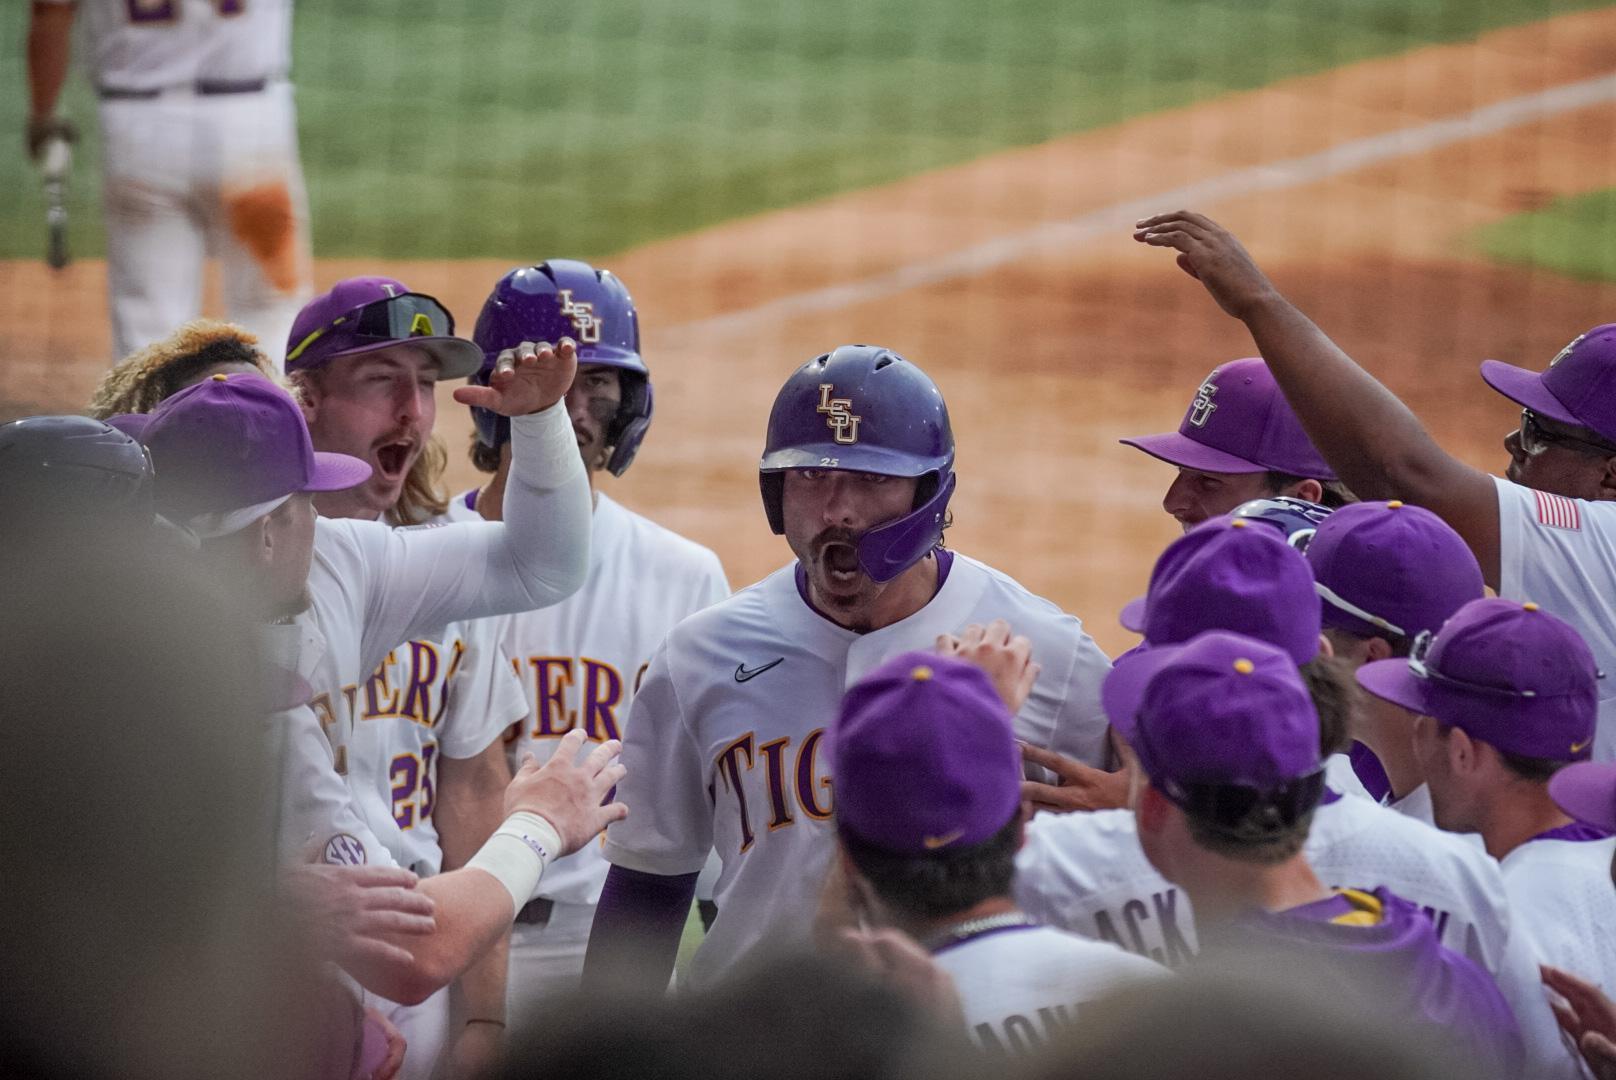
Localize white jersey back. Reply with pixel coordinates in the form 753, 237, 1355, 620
1495, 477, 1616, 761
55, 0, 292, 92
1015, 794, 1581, 1078
485, 491, 728, 905
932, 924, 1164, 1055
604, 554, 1113, 988
1503, 834, 1616, 991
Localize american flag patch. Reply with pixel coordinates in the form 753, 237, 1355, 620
1535, 489, 1582, 531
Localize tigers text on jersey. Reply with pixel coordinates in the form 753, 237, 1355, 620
1016, 796, 1581, 1079
46, 0, 292, 92
603, 554, 1113, 988
1502, 831, 1616, 994
1495, 477, 1616, 761
482, 491, 729, 906
933, 923, 1164, 1056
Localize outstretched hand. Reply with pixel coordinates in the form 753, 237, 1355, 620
453, 338, 578, 417
281, 863, 437, 970
1019, 741, 1130, 813
1132, 211, 1279, 321
936, 618, 1040, 715
1543, 965, 1616, 1080
504, 728, 628, 855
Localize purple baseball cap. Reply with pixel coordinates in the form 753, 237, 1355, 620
1549, 762, 1616, 831
1113, 630, 1322, 794
1357, 598, 1600, 762
1119, 513, 1322, 652
831, 651, 1021, 856
1120, 358, 1337, 479
1480, 325, 1616, 444
114, 373, 371, 523
283, 276, 483, 379
1306, 500, 1485, 642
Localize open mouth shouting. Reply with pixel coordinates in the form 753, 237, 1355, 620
373, 439, 416, 482
818, 538, 864, 588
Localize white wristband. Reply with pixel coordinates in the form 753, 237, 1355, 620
466, 811, 562, 919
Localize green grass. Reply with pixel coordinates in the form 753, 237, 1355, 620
3, 0, 1609, 261
1473, 188, 1616, 283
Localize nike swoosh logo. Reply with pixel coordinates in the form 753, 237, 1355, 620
923, 830, 965, 850
1571, 736, 1593, 754
734, 658, 785, 683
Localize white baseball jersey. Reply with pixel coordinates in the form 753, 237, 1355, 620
1324, 752, 1374, 801
932, 923, 1165, 1055
1015, 794, 1581, 1079
296, 406, 588, 779
604, 553, 1113, 988
343, 616, 526, 877
1495, 477, 1616, 761
1502, 831, 1616, 993
482, 490, 729, 905
48, 0, 291, 91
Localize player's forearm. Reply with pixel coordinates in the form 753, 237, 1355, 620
1239, 292, 1456, 502
452, 928, 510, 1030
362, 867, 515, 1006
436, 747, 512, 873
582, 866, 699, 992
26, 3, 75, 122
496, 404, 591, 608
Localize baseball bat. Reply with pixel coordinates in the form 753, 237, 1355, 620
41, 136, 72, 271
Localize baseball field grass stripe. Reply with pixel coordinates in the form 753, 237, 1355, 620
667, 70, 1616, 344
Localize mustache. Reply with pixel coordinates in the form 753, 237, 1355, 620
811, 527, 860, 552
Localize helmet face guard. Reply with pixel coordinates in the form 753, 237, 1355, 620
1229, 496, 1332, 551
471, 260, 651, 476
759, 345, 956, 583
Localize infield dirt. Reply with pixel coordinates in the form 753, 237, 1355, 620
5, 8, 1616, 655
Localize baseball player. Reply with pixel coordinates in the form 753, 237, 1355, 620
1121, 356, 1351, 531
830, 650, 1162, 1055
451, 262, 729, 1014
112, 358, 599, 993
283, 278, 526, 1076
1013, 519, 1582, 1078
1358, 597, 1616, 993
89, 319, 282, 418
1545, 761, 1616, 1079
1304, 500, 1487, 821
1135, 210, 1616, 760
583, 345, 1114, 992
26, 0, 312, 363
1115, 629, 1524, 1077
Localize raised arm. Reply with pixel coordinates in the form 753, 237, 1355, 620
1133, 211, 1502, 585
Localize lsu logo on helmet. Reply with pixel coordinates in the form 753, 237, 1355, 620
817, 384, 862, 444
557, 289, 603, 344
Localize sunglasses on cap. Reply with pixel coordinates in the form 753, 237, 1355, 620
1315, 580, 1406, 640
286, 292, 455, 365
1156, 771, 1326, 841
1519, 409, 1616, 457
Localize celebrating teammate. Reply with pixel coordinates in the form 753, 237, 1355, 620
89, 319, 283, 418
1357, 597, 1616, 992
283, 278, 526, 1078
583, 344, 1114, 991
1114, 629, 1523, 1077
828, 651, 1161, 1055
1014, 519, 1580, 1077
1121, 356, 1350, 531
457, 262, 729, 1015
1302, 500, 1487, 818
26, 0, 312, 362
1135, 210, 1616, 760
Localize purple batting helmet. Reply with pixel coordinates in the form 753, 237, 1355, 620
470, 260, 651, 476
0, 414, 155, 526
1230, 496, 1332, 551
760, 345, 955, 583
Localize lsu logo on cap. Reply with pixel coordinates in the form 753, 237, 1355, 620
1550, 334, 1587, 368
558, 289, 603, 344
1188, 373, 1220, 427
817, 384, 862, 444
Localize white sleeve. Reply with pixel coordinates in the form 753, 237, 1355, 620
1487, 907, 1586, 1080
274, 704, 396, 868
600, 641, 714, 876
354, 403, 591, 662
437, 619, 529, 760
1044, 630, 1113, 767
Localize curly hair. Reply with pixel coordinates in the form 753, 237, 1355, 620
87, 321, 281, 418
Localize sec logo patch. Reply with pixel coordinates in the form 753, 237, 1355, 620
323, 833, 368, 866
